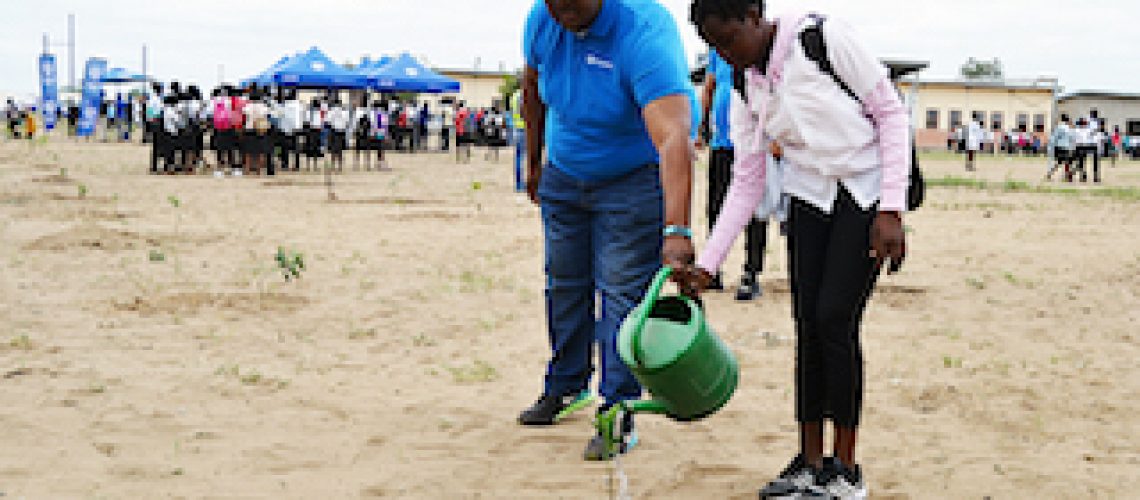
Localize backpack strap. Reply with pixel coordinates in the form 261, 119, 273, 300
799, 14, 861, 105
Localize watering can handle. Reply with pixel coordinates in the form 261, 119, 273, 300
630, 267, 673, 368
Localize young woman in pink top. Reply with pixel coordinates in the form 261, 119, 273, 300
679, 1, 910, 498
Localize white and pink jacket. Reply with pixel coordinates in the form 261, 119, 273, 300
696, 13, 911, 274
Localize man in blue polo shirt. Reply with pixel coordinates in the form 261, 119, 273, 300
516, 0, 697, 461
700, 49, 768, 301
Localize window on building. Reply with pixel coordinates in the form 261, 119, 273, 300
991, 112, 1003, 131
971, 111, 985, 124
1016, 113, 1029, 132
949, 110, 963, 129
1033, 114, 1046, 133
925, 109, 940, 130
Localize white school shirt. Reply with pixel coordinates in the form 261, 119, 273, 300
328, 106, 349, 131
162, 104, 180, 134
1073, 125, 1094, 146
966, 122, 982, 151
734, 16, 891, 212
243, 101, 269, 131
276, 100, 302, 134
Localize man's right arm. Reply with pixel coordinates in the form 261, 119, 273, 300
522, 65, 546, 204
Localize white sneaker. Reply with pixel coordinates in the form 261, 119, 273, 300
817, 457, 867, 500
759, 454, 823, 499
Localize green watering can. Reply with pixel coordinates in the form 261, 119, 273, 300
596, 266, 740, 457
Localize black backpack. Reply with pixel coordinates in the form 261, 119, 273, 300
733, 15, 926, 212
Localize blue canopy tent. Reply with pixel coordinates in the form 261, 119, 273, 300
100, 67, 149, 84
241, 55, 296, 87
269, 47, 369, 89
363, 53, 460, 93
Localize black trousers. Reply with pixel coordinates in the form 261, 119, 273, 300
1075, 145, 1099, 181
279, 132, 299, 171
787, 187, 879, 427
708, 148, 767, 276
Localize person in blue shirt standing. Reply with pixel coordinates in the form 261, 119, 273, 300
700, 49, 768, 301
517, 0, 697, 461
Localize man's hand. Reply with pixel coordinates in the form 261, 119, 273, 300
663, 236, 709, 297
870, 211, 906, 274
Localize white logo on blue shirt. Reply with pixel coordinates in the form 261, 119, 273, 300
585, 54, 614, 70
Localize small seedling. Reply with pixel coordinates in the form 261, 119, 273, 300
148, 249, 166, 262
965, 277, 986, 290
349, 328, 377, 340
77, 184, 88, 199
167, 195, 181, 208
59, 167, 68, 179
8, 334, 32, 350
471, 181, 483, 191
447, 360, 498, 383
275, 247, 306, 281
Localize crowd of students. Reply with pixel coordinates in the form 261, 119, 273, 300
143, 82, 524, 176
952, 110, 1129, 179
4, 82, 523, 177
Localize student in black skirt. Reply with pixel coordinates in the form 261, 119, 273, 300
303, 99, 324, 171
353, 95, 373, 170
328, 98, 348, 172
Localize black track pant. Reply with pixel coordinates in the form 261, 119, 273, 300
709, 148, 767, 276
787, 187, 879, 427
1075, 145, 1099, 181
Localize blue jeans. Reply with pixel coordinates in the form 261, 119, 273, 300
539, 164, 663, 408
513, 129, 526, 192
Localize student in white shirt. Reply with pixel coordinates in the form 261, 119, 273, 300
352, 96, 374, 170
681, 3, 910, 497
160, 94, 181, 174
966, 120, 982, 171
1072, 118, 1096, 183
242, 88, 272, 176
328, 98, 349, 172
275, 88, 303, 172
1046, 114, 1076, 181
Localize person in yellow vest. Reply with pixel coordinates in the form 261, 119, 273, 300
25, 106, 38, 141
510, 89, 525, 192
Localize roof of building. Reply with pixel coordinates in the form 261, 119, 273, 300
436, 68, 516, 78
902, 78, 1058, 92
1059, 90, 1140, 101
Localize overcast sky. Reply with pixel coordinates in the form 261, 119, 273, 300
2, 0, 1136, 98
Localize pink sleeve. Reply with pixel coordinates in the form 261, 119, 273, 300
696, 150, 766, 275
864, 78, 910, 212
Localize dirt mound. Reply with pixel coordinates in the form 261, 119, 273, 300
23, 223, 160, 251
31, 174, 76, 185
329, 197, 441, 205
114, 291, 308, 316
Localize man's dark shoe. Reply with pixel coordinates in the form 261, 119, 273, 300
518, 391, 590, 426
735, 274, 762, 302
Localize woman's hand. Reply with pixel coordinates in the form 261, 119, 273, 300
870, 211, 906, 274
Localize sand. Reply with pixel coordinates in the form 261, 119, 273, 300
0, 137, 1137, 498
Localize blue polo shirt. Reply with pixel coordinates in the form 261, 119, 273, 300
524, 0, 693, 181
708, 50, 734, 150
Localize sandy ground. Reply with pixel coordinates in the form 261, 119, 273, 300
0, 136, 1137, 499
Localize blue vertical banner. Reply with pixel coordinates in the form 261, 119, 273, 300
76, 57, 107, 137
39, 54, 59, 130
